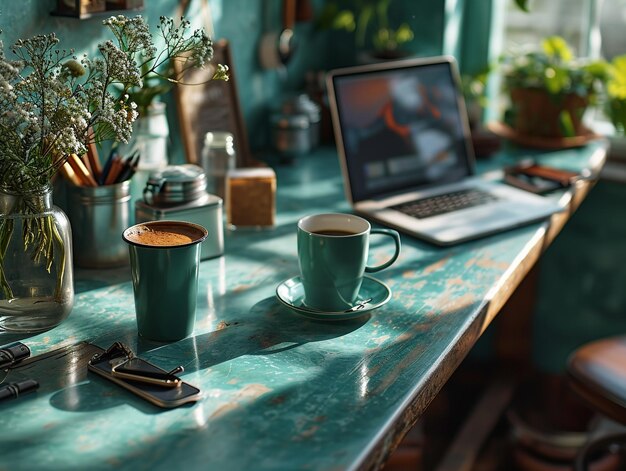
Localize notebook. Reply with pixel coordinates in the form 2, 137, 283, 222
326, 56, 564, 246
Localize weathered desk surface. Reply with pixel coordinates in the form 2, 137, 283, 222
0, 142, 607, 471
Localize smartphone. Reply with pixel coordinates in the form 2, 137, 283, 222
88, 354, 201, 408
505, 163, 579, 194
505, 172, 563, 193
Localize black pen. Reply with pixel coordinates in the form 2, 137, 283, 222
0, 379, 39, 403
99, 147, 119, 185
116, 152, 140, 183
0, 342, 30, 369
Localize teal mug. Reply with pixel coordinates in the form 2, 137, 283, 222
297, 213, 401, 312
122, 220, 208, 342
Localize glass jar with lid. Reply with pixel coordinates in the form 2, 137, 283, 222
201, 131, 236, 199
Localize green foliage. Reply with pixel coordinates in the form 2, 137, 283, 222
514, 0, 530, 12
606, 55, 626, 134
462, 67, 492, 109
500, 35, 608, 101
316, 0, 414, 53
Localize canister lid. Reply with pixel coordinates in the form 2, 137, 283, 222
145, 164, 207, 205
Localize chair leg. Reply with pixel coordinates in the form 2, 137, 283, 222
573, 432, 626, 471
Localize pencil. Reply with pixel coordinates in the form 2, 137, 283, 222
81, 153, 94, 178
104, 156, 124, 185
59, 161, 83, 187
86, 142, 102, 180
67, 154, 98, 187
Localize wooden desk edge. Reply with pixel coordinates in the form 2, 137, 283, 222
353, 145, 608, 471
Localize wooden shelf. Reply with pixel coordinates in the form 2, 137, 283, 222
50, 7, 143, 20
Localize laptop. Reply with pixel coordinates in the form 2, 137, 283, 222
326, 56, 564, 246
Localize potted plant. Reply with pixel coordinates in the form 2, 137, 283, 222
316, 0, 414, 61
499, 36, 608, 140
0, 15, 227, 333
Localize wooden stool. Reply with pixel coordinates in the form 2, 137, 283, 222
567, 335, 626, 470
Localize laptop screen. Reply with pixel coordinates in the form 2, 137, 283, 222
329, 57, 474, 203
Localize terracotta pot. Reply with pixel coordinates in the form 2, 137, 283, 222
510, 88, 588, 139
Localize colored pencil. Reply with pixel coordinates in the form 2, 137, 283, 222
59, 161, 83, 187
104, 156, 124, 185
67, 153, 98, 187
86, 142, 102, 180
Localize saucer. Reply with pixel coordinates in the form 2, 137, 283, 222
275, 275, 391, 321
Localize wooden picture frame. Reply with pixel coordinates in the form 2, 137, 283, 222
174, 39, 252, 167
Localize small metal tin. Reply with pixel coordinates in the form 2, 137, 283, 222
143, 164, 207, 206
136, 165, 224, 260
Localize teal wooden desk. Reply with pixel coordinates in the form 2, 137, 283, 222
0, 142, 607, 471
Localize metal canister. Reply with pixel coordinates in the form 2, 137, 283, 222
271, 113, 311, 158
282, 94, 321, 149
66, 181, 131, 268
136, 165, 224, 260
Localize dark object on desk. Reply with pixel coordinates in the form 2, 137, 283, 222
88, 342, 201, 409
0, 379, 39, 403
505, 162, 580, 194
0, 342, 30, 369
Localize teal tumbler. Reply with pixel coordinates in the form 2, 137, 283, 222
123, 220, 208, 342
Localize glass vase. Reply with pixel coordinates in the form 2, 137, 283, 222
0, 186, 74, 333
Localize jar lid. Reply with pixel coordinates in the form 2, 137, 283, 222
204, 131, 234, 148
145, 164, 207, 205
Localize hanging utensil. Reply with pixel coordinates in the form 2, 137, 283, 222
278, 0, 297, 65
259, 0, 298, 71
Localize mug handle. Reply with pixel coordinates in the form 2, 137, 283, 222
365, 229, 401, 273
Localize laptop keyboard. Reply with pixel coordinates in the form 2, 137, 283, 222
390, 188, 499, 219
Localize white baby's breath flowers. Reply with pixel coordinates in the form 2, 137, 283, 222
0, 15, 226, 193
